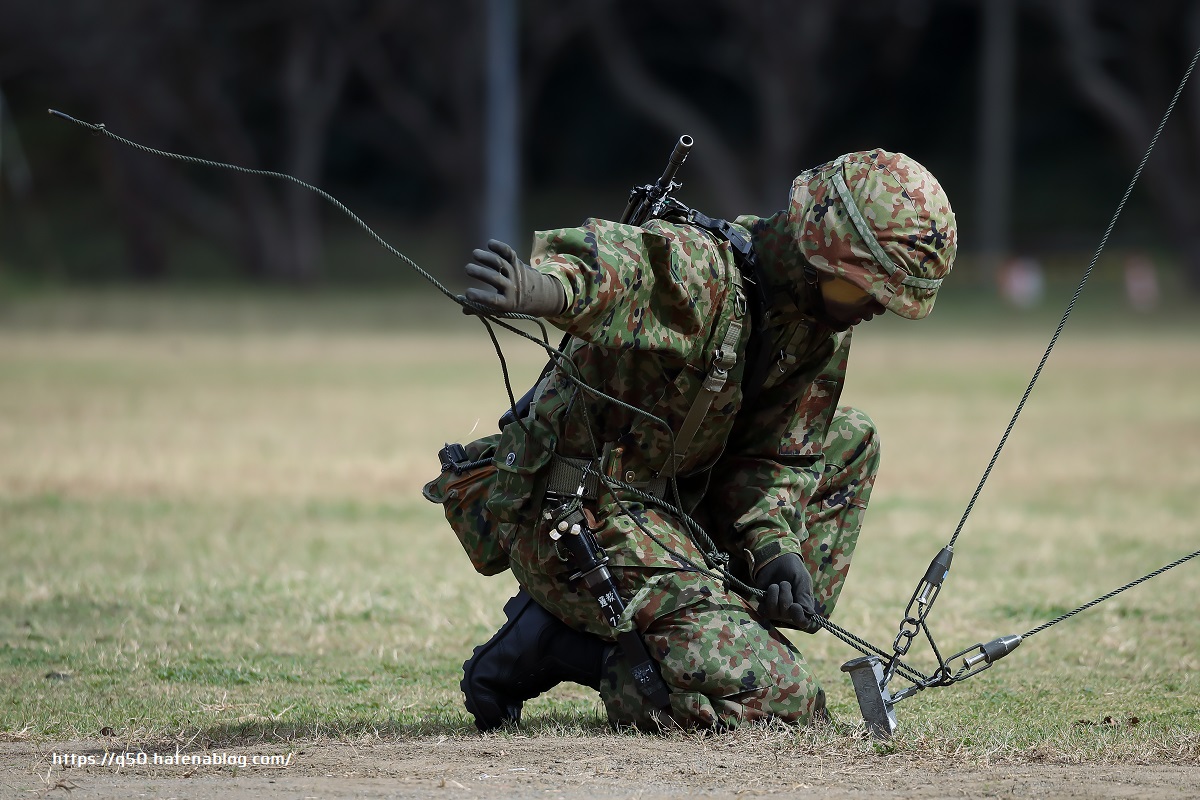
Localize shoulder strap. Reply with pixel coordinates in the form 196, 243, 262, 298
684, 210, 775, 406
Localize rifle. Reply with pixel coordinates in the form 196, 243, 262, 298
619, 135, 693, 227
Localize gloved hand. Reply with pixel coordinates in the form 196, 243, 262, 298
755, 553, 820, 634
464, 239, 566, 317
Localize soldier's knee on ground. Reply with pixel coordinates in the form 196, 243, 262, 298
596, 572, 824, 730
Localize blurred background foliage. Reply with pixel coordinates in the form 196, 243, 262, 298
1, 0, 1199, 298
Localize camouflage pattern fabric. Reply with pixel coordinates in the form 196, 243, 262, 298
507, 216, 845, 571
579, 406, 878, 729
786, 149, 957, 320
802, 406, 879, 619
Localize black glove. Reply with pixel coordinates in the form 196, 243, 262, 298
755, 553, 820, 634
464, 239, 566, 317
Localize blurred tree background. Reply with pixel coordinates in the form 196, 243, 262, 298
0, 0, 1197, 294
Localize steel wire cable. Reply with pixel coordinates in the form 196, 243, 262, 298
1021, 548, 1200, 640
947, 44, 1200, 550
47, 111, 464, 307
47, 109, 810, 619
870, 46, 1200, 696
818, 618, 932, 684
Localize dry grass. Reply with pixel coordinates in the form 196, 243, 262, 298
0, 289, 1197, 764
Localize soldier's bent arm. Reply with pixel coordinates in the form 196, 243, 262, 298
528, 218, 736, 359
707, 332, 852, 573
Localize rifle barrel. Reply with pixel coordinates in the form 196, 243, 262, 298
656, 134, 693, 189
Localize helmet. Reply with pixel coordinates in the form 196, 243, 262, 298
787, 149, 957, 320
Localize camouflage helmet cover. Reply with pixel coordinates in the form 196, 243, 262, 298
787, 149, 957, 320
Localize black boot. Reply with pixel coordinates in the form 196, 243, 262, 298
461, 589, 608, 731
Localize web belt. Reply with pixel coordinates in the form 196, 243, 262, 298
544, 454, 669, 501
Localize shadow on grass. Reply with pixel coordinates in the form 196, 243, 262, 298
68, 709, 619, 754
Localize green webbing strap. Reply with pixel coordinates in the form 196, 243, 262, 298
664, 287, 744, 479
829, 156, 943, 291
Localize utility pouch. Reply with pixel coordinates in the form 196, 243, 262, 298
485, 422, 554, 525
422, 434, 509, 576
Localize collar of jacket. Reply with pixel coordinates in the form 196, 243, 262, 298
736, 210, 828, 325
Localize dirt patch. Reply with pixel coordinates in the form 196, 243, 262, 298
3, 737, 1197, 799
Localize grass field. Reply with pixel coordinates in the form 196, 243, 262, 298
0, 287, 1198, 778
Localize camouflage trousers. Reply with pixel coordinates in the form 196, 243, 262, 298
507, 406, 880, 729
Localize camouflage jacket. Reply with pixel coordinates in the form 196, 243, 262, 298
495, 213, 850, 572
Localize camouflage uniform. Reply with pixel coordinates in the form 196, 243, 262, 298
432, 149, 956, 729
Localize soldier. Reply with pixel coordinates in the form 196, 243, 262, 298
425, 149, 957, 730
